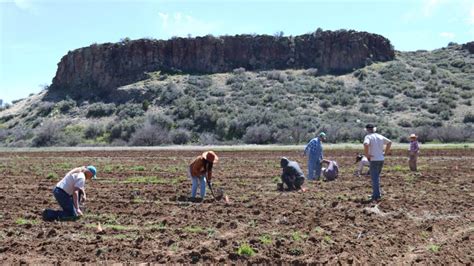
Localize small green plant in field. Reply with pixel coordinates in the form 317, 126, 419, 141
170, 243, 179, 252
405, 174, 418, 183
389, 165, 404, 172
272, 175, 280, 183
15, 218, 38, 225
103, 165, 114, 173
291, 231, 308, 242
131, 198, 145, 204
259, 234, 272, 245
323, 235, 333, 244
237, 243, 255, 256
420, 231, 429, 239
336, 194, 349, 201
207, 228, 216, 237
46, 172, 58, 180
184, 226, 205, 233
248, 219, 257, 228
428, 244, 440, 252
146, 222, 167, 230
313, 226, 324, 234
58, 162, 72, 169
289, 247, 304, 256
131, 166, 146, 171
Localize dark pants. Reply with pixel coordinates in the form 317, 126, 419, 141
369, 161, 384, 200
282, 175, 305, 191
43, 187, 78, 221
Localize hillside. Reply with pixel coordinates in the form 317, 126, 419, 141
0, 41, 473, 147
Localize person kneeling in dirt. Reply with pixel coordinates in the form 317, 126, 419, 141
43, 166, 97, 221
188, 151, 218, 202
354, 154, 370, 177
321, 159, 339, 181
279, 157, 305, 191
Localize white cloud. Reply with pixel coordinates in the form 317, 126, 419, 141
13, 0, 33, 10
467, 5, 474, 24
157, 12, 217, 38
422, 0, 443, 17
439, 32, 455, 39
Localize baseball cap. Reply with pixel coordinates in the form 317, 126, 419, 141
319, 132, 327, 137
87, 165, 97, 179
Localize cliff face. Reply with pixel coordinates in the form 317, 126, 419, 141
49, 30, 395, 99
463, 41, 474, 53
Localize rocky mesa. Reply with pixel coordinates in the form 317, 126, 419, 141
49, 29, 394, 99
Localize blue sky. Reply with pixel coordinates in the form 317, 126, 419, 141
1, 0, 473, 103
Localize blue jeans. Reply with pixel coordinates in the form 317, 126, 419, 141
369, 161, 384, 199
308, 155, 322, 180
43, 187, 78, 221
191, 176, 206, 198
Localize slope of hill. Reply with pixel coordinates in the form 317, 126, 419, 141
47, 29, 394, 100
0, 42, 473, 147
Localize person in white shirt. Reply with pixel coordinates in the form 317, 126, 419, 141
43, 166, 97, 221
354, 154, 370, 176
363, 124, 391, 201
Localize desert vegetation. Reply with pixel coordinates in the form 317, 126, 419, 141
0, 44, 472, 147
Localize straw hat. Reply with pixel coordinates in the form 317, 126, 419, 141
202, 151, 219, 163
409, 134, 417, 139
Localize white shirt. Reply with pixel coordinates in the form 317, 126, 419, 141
56, 172, 85, 196
363, 133, 391, 161
357, 157, 370, 174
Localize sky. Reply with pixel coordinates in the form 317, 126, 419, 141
1, 0, 473, 104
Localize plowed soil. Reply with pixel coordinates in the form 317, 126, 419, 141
0, 148, 472, 264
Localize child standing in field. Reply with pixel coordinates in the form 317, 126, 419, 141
43, 166, 96, 221
408, 134, 420, 171
188, 151, 218, 201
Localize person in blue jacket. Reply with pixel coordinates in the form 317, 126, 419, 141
303, 132, 326, 180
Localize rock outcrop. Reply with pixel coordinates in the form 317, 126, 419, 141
49, 29, 395, 99
463, 41, 474, 53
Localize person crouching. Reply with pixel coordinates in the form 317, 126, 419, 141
188, 151, 218, 202
321, 159, 339, 181
279, 157, 305, 191
43, 166, 97, 221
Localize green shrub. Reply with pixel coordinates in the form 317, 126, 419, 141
243, 124, 272, 144
160, 82, 183, 104
463, 113, 474, 123
116, 104, 145, 119
37, 102, 55, 117
129, 123, 170, 146
142, 100, 150, 111
319, 100, 331, 109
170, 129, 191, 144
32, 121, 65, 147
84, 123, 104, 139
56, 99, 76, 113
86, 103, 116, 118
359, 103, 375, 114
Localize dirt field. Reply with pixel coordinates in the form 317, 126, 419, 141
0, 148, 472, 264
